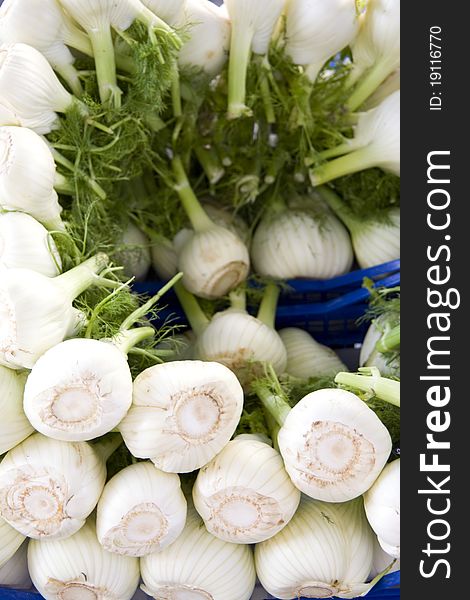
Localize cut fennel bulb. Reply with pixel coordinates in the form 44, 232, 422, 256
177, 0, 231, 76
364, 458, 400, 558
251, 197, 353, 279
255, 495, 375, 600
119, 360, 244, 472
58, 0, 179, 107
0, 432, 120, 539
172, 157, 250, 299
96, 462, 187, 557
181, 284, 287, 387
28, 518, 140, 600
0, 541, 31, 589
0, 253, 109, 370
193, 434, 300, 543
279, 327, 347, 379
318, 187, 400, 269
285, 0, 359, 82
0, 518, 25, 570
310, 90, 400, 185
0, 365, 33, 454
0, 125, 65, 231
224, 0, 285, 118
0, 0, 93, 95
140, 507, 256, 600
0, 212, 61, 276
257, 387, 392, 502
347, 0, 400, 110
0, 42, 75, 134
116, 222, 151, 281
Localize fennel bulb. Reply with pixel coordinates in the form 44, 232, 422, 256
369, 535, 400, 579
279, 327, 347, 379
0, 0, 93, 95
172, 157, 250, 299
96, 462, 187, 557
318, 187, 400, 269
23, 329, 153, 442
0, 212, 61, 276
347, 0, 400, 110
310, 91, 400, 185
285, 0, 359, 82
0, 433, 119, 539
193, 434, 300, 543
0, 125, 65, 231
117, 222, 151, 281
0, 365, 33, 454
0, 518, 25, 569
225, 0, 286, 118
251, 197, 353, 279
364, 458, 400, 558
181, 284, 287, 387
0, 541, 31, 589
257, 386, 392, 502
119, 360, 244, 472
140, 507, 256, 600
255, 495, 375, 600
58, 0, 179, 107
178, 0, 231, 77
28, 518, 140, 600
0, 43, 75, 134
0, 253, 109, 370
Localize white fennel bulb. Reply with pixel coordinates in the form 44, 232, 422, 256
140, 507, 256, 600
182, 284, 287, 387
257, 386, 392, 502
173, 157, 249, 299
119, 360, 243, 473
23, 328, 154, 442
141, 0, 186, 25
255, 496, 375, 600
96, 462, 187, 556
0, 253, 108, 370
0, 433, 120, 539
0, 541, 31, 589
0, 0, 93, 95
0, 212, 61, 276
310, 91, 400, 185
225, 0, 285, 118
318, 187, 400, 269
28, 518, 140, 600
193, 435, 300, 543
117, 222, 151, 281
178, 0, 231, 76
58, 0, 178, 107
279, 327, 347, 379
369, 535, 400, 579
0, 43, 74, 134
0, 518, 25, 569
347, 0, 400, 110
251, 197, 353, 279
285, 0, 359, 82
0, 365, 33, 454
364, 458, 400, 558
0, 126, 64, 231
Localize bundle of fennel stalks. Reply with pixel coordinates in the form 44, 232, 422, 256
0, 0, 400, 598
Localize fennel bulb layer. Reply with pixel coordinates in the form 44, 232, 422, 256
28, 518, 140, 600
277, 388, 392, 502
141, 507, 256, 600
119, 360, 244, 472
0, 365, 33, 454
0, 518, 25, 569
255, 496, 375, 600
96, 461, 187, 557
193, 435, 300, 543
0, 541, 31, 589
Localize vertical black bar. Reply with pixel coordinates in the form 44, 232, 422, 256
401, 2, 467, 598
